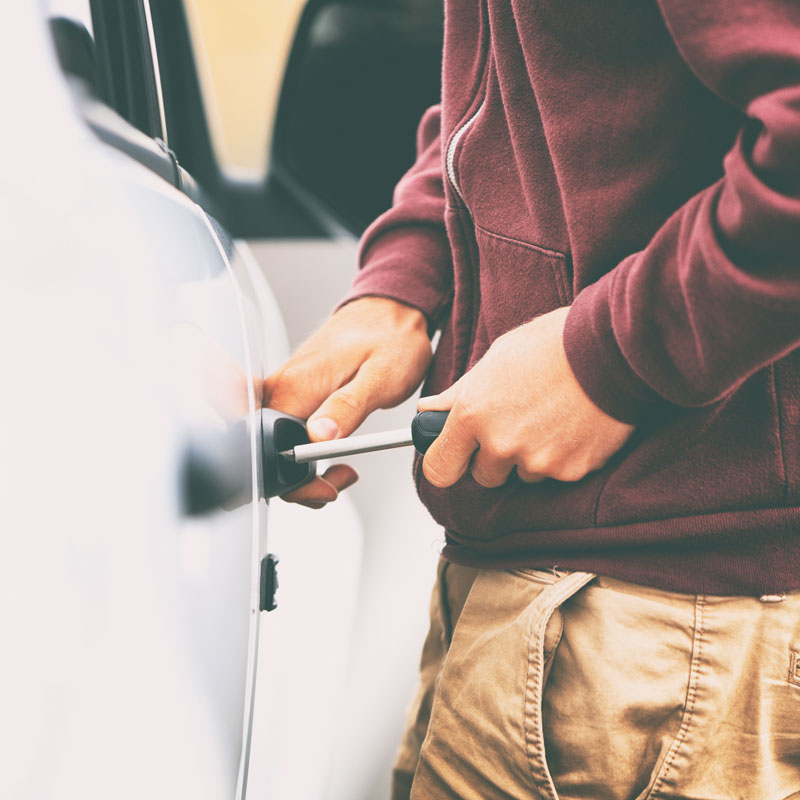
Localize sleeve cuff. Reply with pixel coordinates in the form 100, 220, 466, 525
563, 270, 665, 425
337, 225, 453, 326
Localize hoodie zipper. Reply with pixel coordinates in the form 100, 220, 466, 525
446, 100, 486, 203
444, 99, 487, 378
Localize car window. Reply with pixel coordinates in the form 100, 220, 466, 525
75, 0, 165, 141
182, 0, 305, 179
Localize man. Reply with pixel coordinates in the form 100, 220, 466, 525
266, 0, 800, 797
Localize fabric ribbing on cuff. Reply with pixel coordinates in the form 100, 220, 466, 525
337, 225, 453, 325
563, 272, 664, 425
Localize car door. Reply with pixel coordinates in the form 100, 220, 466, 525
4, 2, 271, 797
142, 3, 443, 798
8, 0, 431, 797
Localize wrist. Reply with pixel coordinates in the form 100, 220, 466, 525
338, 295, 430, 337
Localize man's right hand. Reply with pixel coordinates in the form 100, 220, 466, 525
264, 296, 433, 508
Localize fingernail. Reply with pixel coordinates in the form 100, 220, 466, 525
307, 417, 338, 441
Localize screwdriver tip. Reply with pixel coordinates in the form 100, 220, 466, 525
278, 449, 296, 461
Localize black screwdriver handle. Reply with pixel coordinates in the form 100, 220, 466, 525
411, 410, 450, 455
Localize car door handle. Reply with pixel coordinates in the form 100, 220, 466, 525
180, 410, 316, 515
260, 409, 317, 498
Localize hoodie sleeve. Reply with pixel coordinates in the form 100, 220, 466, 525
338, 104, 453, 325
563, 0, 800, 424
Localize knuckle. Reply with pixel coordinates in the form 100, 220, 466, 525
269, 370, 308, 406
522, 453, 550, 476
516, 468, 542, 484
550, 455, 595, 482
486, 439, 516, 461
277, 362, 305, 385
423, 457, 453, 488
471, 466, 503, 488
552, 465, 586, 483
332, 389, 363, 416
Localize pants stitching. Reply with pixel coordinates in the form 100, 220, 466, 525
523, 600, 558, 800
523, 573, 595, 800
437, 562, 455, 646
646, 594, 706, 799
770, 364, 789, 503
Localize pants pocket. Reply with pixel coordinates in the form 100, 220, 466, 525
534, 578, 696, 800
644, 594, 800, 800
410, 570, 587, 800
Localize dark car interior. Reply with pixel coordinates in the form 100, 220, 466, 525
49, 0, 443, 240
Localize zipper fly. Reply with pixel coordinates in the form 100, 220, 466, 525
446, 100, 486, 202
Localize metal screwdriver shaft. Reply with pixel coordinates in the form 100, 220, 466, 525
280, 428, 413, 463
278, 410, 450, 464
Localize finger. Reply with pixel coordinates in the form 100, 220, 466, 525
281, 476, 339, 505
470, 448, 515, 488
281, 463, 359, 508
422, 410, 479, 488
319, 463, 359, 492
515, 466, 547, 484
308, 360, 396, 439
306, 416, 339, 442
417, 380, 462, 412
265, 358, 357, 421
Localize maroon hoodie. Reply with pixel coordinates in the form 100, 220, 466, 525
342, 0, 800, 595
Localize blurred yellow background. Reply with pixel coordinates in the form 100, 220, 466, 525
183, 0, 305, 178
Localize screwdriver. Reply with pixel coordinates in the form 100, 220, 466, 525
279, 410, 449, 464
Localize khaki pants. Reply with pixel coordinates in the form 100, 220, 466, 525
392, 559, 800, 800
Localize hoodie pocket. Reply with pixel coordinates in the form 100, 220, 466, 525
469, 224, 571, 364
594, 365, 787, 525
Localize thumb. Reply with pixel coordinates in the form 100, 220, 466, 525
307, 361, 388, 440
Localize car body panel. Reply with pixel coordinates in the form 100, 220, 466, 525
3, 5, 261, 796
2, 4, 368, 799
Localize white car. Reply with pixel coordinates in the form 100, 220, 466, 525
1, 1, 443, 798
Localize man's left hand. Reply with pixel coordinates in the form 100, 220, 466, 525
418, 306, 635, 488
